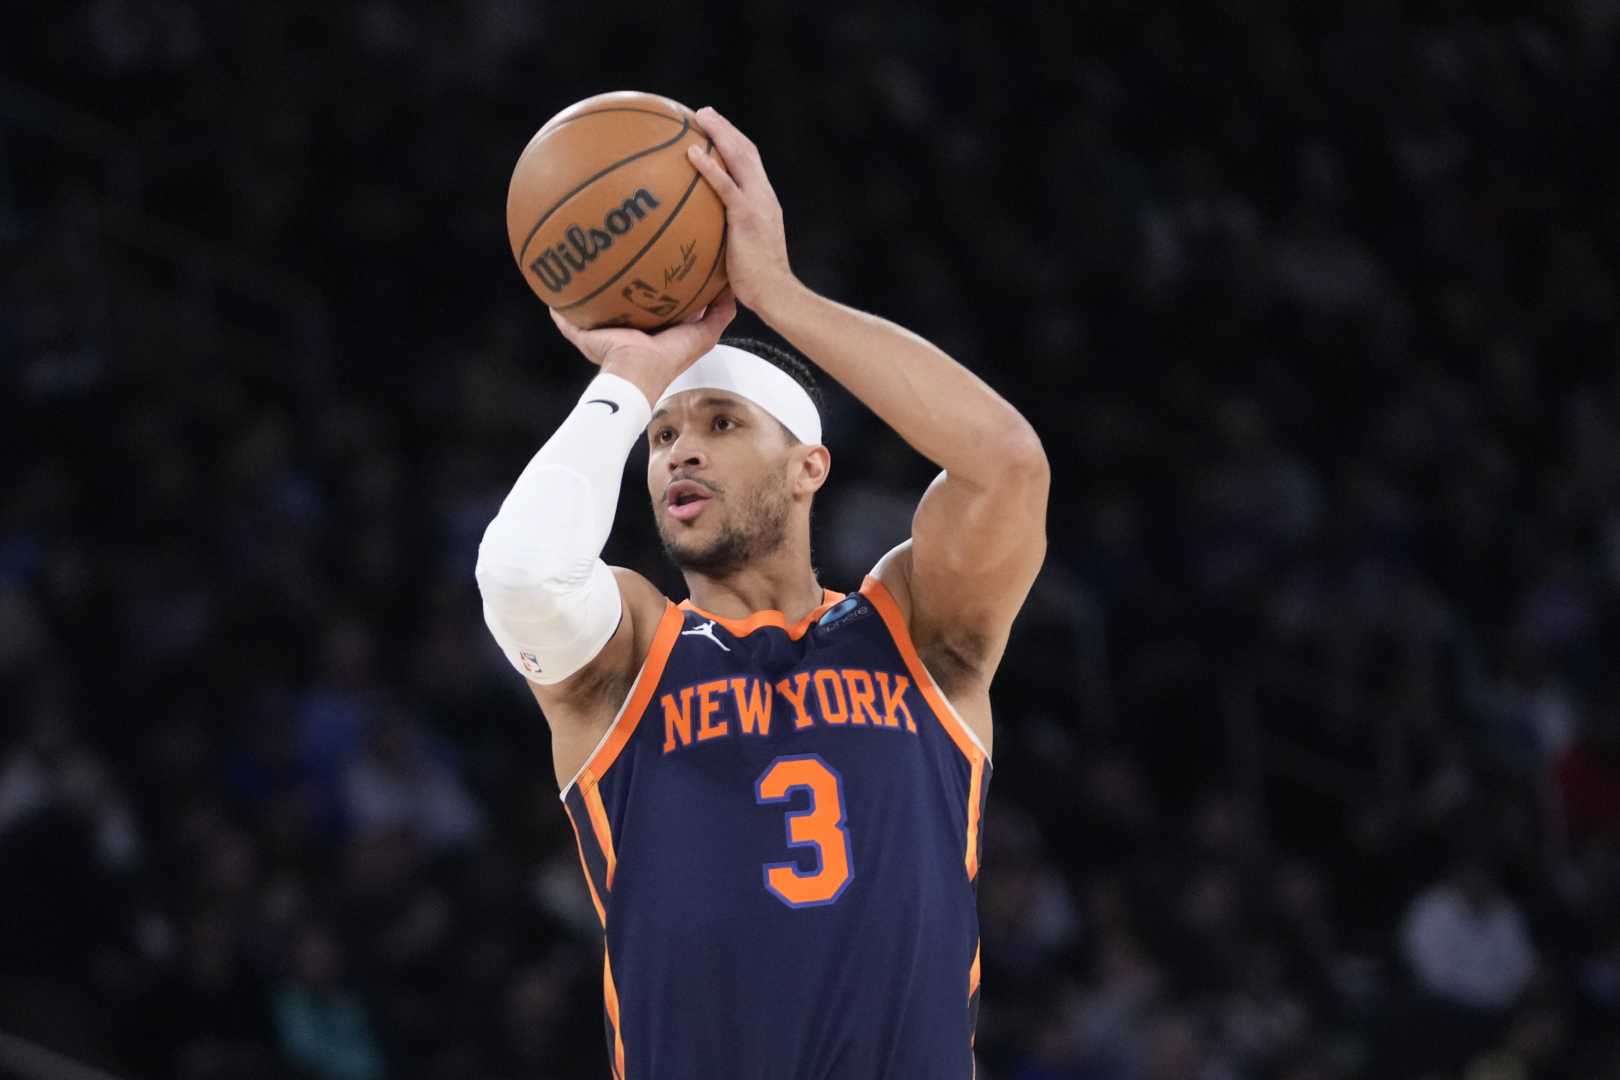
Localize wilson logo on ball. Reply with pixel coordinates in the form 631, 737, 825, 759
528, 187, 663, 293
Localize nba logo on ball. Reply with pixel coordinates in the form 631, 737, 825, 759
520, 651, 543, 675
506, 90, 729, 331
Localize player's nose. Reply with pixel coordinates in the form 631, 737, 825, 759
666, 430, 707, 470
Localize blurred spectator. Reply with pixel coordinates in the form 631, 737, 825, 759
1555, 692, 1620, 844
226, 694, 346, 856
1392, 845, 1538, 1071
0, 710, 141, 875
271, 921, 386, 1080
149, 907, 278, 1080
342, 705, 484, 850
1399, 849, 1535, 1012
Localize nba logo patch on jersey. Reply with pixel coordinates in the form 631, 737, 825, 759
519, 651, 543, 675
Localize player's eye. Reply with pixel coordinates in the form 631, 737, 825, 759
713, 416, 736, 432
653, 427, 675, 444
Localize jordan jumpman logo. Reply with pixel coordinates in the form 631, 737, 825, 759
680, 620, 731, 652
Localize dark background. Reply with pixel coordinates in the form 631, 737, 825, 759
4, 3, 1620, 1078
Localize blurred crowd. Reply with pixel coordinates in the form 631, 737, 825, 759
3, 3, 1620, 1078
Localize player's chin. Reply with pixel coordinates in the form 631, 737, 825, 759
660, 534, 722, 572
656, 520, 708, 556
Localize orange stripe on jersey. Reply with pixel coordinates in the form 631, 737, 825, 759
965, 753, 985, 882
580, 774, 618, 891
580, 601, 686, 782
604, 948, 627, 1080
680, 588, 846, 641
858, 576, 989, 766
565, 807, 607, 928
968, 939, 981, 998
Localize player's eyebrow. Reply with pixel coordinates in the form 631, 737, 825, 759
649, 395, 747, 425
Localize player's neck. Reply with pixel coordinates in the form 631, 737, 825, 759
682, 550, 824, 624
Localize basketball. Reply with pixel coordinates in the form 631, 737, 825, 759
506, 91, 729, 331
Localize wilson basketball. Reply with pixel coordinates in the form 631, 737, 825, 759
506, 91, 729, 331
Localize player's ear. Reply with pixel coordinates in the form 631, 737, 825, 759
793, 445, 830, 497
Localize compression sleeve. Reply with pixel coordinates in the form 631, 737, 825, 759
474, 371, 652, 685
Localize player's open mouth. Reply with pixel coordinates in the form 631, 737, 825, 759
666, 480, 714, 522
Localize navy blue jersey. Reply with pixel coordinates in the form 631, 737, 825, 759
561, 577, 991, 1079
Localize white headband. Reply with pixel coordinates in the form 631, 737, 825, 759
655, 344, 822, 445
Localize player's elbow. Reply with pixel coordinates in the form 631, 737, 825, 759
474, 464, 603, 594
997, 423, 1049, 484
475, 516, 595, 597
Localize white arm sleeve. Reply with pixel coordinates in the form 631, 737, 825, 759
474, 371, 653, 685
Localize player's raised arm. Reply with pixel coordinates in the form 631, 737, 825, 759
688, 109, 1049, 701
474, 294, 736, 784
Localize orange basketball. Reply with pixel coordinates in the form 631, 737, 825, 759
506, 91, 729, 331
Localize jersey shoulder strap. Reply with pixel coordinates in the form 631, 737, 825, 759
857, 575, 991, 765
560, 599, 684, 798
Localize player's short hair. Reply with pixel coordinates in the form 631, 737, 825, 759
719, 335, 823, 443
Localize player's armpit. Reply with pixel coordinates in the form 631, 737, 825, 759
530, 568, 669, 784
878, 442, 1049, 681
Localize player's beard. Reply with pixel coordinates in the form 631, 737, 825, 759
657, 474, 791, 577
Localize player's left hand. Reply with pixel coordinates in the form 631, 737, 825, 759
688, 107, 795, 311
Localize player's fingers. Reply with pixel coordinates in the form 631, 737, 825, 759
695, 106, 759, 159
676, 290, 734, 342
702, 288, 738, 331
694, 107, 765, 186
687, 144, 742, 205
655, 291, 734, 362
549, 307, 602, 362
549, 306, 577, 341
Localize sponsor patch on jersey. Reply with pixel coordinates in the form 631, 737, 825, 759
817, 596, 870, 631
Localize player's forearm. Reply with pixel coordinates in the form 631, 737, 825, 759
477, 372, 649, 584
755, 278, 1045, 485
474, 372, 648, 684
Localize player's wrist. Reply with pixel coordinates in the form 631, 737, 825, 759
746, 269, 811, 327
590, 361, 661, 414
582, 369, 656, 424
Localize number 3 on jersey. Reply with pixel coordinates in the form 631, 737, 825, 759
755, 754, 853, 908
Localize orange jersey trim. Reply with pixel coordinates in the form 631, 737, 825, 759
965, 753, 986, 881
604, 948, 627, 1079
969, 939, 981, 998
580, 774, 618, 891
565, 808, 608, 928
565, 600, 686, 793
679, 588, 846, 641
858, 575, 990, 766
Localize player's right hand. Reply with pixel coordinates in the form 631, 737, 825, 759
549, 289, 738, 407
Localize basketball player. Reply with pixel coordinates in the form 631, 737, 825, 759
476, 106, 1048, 1078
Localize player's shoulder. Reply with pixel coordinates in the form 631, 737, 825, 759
610, 564, 674, 623
868, 540, 996, 755
606, 566, 683, 674
868, 539, 992, 688
867, 540, 916, 622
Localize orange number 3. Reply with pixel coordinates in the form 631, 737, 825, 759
755, 754, 853, 908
